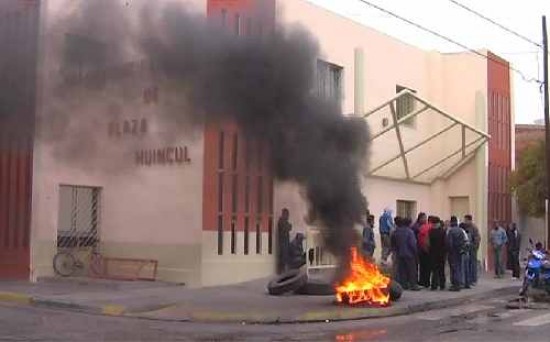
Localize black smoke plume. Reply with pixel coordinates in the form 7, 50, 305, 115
51, 0, 371, 268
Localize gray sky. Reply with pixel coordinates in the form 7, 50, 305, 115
308, 0, 550, 124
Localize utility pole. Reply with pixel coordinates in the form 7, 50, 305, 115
543, 16, 550, 249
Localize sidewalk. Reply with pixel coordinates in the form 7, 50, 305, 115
0, 274, 520, 324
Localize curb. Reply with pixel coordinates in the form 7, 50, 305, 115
1, 285, 519, 324
32, 298, 126, 316
134, 285, 519, 324
0, 292, 32, 305
0, 292, 129, 317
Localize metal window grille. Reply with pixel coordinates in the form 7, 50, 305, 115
396, 200, 417, 220
316, 60, 343, 104
231, 219, 236, 254
268, 218, 273, 254
396, 85, 416, 126
234, 13, 241, 36
57, 185, 100, 249
255, 221, 261, 254
244, 217, 249, 255
217, 215, 223, 255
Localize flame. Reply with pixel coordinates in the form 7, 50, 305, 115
335, 247, 391, 306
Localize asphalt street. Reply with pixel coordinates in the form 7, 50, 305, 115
1, 295, 549, 341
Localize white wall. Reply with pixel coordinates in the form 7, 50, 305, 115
275, 0, 490, 264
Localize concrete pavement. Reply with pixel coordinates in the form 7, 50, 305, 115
0, 273, 520, 324
2, 290, 546, 341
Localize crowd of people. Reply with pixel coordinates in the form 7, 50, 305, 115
361, 209, 524, 292
276, 206, 525, 289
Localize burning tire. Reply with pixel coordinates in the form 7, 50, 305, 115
295, 279, 335, 296
267, 269, 307, 296
389, 280, 403, 302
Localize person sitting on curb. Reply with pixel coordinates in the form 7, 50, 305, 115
288, 233, 306, 269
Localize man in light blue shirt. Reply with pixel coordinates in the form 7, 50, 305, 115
490, 221, 508, 278
379, 208, 394, 262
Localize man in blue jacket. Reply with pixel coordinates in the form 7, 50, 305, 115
379, 208, 394, 262
446, 216, 466, 291
391, 217, 420, 291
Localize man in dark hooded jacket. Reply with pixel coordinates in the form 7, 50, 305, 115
391, 217, 420, 291
277, 208, 292, 274
463, 214, 481, 285
507, 223, 521, 279
446, 216, 466, 291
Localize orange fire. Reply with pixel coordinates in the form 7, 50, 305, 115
335, 247, 391, 306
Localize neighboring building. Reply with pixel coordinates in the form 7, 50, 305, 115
0, 0, 513, 284
515, 123, 546, 249
516, 124, 545, 162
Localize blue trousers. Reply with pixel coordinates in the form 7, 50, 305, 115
448, 252, 462, 288
469, 250, 478, 284
461, 253, 472, 287
494, 245, 505, 276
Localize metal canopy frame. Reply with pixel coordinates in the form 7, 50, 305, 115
364, 89, 490, 183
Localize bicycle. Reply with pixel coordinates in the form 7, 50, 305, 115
53, 248, 104, 277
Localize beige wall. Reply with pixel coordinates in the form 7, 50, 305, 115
30, 0, 494, 285
31, 0, 208, 284
276, 0, 490, 264
201, 231, 274, 286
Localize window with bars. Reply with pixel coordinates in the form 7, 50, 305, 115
395, 85, 417, 127
396, 200, 417, 220
234, 13, 241, 36
57, 185, 100, 248
316, 60, 343, 104
209, 127, 274, 257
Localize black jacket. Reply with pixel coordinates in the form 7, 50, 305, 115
446, 225, 465, 255
429, 227, 446, 258
507, 229, 521, 253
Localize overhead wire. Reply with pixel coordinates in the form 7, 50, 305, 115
354, 0, 543, 84
447, 0, 542, 49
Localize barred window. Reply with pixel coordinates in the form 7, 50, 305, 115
395, 85, 417, 127
316, 60, 343, 104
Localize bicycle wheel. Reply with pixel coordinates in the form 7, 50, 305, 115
53, 252, 77, 277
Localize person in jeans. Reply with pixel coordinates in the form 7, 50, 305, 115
459, 223, 472, 289
446, 216, 466, 291
507, 223, 521, 279
463, 214, 481, 285
379, 208, 394, 263
429, 216, 446, 290
362, 214, 376, 259
391, 217, 420, 291
490, 221, 508, 278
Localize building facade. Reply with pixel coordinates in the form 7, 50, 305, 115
0, 0, 513, 284
515, 123, 546, 250
0, 0, 40, 279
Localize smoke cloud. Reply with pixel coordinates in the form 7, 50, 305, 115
47, 0, 371, 266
